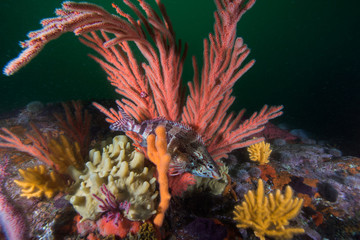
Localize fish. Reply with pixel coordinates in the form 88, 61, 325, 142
109, 106, 221, 179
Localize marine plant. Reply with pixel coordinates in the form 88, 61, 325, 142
233, 180, 304, 240
3, 0, 283, 163
247, 140, 272, 165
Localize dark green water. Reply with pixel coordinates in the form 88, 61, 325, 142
1, 0, 359, 152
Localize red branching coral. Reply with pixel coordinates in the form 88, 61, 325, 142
3, 0, 283, 162
53, 100, 92, 157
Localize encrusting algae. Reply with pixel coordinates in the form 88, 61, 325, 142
233, 180, 304, 240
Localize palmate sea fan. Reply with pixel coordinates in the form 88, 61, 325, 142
3, 0, 282, 162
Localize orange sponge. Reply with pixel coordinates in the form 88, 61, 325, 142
147, 125, 171, 228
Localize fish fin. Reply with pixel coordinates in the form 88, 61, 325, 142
117, 105, 133, 121
153, 116, 167, 121
109, 104, 136, 132
169, 161, 186, 176
110, 119, 127, 132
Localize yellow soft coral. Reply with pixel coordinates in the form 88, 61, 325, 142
14, 165, 66, 199
233, 180, 304, 240
147, 125, 171, 228
247, 141, 272, 165
48, 134, 85, 174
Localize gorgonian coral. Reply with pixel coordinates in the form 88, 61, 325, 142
247, 141, 272, 165
233, 180, 304, 240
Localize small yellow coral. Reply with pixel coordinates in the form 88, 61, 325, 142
233, 180, 304, 240
247, 141, 272, 165
14, 165, 66, 199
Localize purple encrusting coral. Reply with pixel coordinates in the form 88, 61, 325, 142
93, 184, 131, 224
0, 155, 29, 240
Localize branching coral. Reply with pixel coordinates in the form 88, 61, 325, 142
3, 0, 283, 164
247, 141, 272, 165
0, 124, 55, 169
48, 134, 85, 174
14, 165, 66, 199
233, 180, 304, 240
146, 125, 171, 228
53, 100, 92, 157
0, 123, 86, 174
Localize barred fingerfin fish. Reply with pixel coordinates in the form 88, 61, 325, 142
110, 106, 221, 179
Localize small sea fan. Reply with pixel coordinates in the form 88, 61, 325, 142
247, 141, 272, 165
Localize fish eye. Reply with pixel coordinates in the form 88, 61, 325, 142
208, 164, 213, 169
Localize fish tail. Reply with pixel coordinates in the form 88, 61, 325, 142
109, 106, 136, 132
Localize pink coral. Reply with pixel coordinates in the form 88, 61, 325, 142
0, 155, 29, 240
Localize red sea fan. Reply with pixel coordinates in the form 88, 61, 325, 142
168, 173, 196, 197
3, 0, 283, 162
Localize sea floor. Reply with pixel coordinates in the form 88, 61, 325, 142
0, 100, 359, 240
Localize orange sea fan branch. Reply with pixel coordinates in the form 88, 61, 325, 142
53, 101, 92, 157
182, 0, 256, 140
0, 126, 55, 169
208, 105, 283, 161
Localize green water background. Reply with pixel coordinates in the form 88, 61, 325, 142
0, 0, 359, 153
